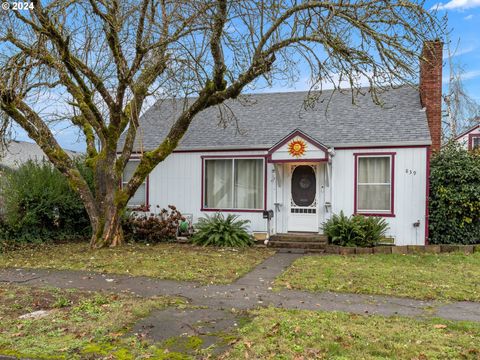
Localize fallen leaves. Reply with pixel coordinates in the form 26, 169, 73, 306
269, 322, 280, 336
108, 332, 124, 339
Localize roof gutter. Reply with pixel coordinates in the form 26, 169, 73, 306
123, 140, 432, 155
169, 141, 432, 153
332, 141, 432, 149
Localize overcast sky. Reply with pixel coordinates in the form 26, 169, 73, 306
12, 0, 480, 152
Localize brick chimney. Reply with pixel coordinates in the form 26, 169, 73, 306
419, 40, 443, 152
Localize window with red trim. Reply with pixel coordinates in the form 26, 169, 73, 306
123, 161, 147, 207
203, 158, 264, 210
355, 154, 395, 216
470, 134, 480, 151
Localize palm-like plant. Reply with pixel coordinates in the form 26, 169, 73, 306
192, 213, 253, 248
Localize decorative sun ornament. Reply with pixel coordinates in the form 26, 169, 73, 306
288, 139, 307, 158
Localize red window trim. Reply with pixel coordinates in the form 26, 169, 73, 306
201, 155, 267, 213
122, 159, 149, 210
354, 152, 396, 218
468, 134, 480, 151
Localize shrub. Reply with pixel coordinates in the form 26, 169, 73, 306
122, 205, 184, 243
0, 160, 92, 246
192, 213, 253, 247
429, 143, 480, 244
323, 211, 389, 247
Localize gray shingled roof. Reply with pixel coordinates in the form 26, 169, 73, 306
0, 141, 80, 169
123, 86, 431, 151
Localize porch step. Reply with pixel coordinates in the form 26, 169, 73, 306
268, 233, 328, 252
275, 248, 307, 254
268, 241, 327, 250
275, 247, 326, 254
269, 233, 328, 243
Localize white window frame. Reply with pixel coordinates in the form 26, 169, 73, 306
202, 157, 265, 211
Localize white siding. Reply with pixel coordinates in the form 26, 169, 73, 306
332, 147, 428, 245
147, 151, 270, 233
144, 146, 428, 245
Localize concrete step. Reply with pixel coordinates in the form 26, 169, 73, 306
305, 248, 326, 254
274, 247, 326, 254
275, 248, 307, 254
270, 234, 328, 243
268, 241, 327, 250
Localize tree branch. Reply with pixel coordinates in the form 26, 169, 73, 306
0, 86, 98, 224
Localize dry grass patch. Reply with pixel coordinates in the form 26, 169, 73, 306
0, 242, 274, 284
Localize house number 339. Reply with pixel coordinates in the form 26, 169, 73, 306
405, 169, 416, 175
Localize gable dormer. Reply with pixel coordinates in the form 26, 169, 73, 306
268, 129, 328, 162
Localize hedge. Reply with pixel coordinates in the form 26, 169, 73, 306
428, 143, 480, 244
0, 160, 92, 246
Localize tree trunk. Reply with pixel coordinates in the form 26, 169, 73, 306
89, 201, 124, 248
88, 151, 126, 248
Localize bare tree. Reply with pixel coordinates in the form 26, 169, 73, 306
0, 0, 443, 248
443, 39, 480, 138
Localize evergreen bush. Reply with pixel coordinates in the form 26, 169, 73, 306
323, 211, 389, 247
429, 143, 480, 244
0, 160, 92, 247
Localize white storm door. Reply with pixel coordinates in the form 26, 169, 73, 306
287, 164, 318, 232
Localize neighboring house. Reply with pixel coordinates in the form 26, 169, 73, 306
0, 140, 79, 170
120, 41, 443, 246
455, 122, 480, 151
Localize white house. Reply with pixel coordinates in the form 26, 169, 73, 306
120, 42, 443, 246
455, 123, 480, 151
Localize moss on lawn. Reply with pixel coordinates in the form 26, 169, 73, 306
0, 285, 185, 359
0, 242, 274, 284
275, 252, 480, 301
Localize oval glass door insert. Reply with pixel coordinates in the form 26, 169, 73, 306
291, 165, 316, 207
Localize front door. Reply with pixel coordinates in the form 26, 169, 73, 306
288, 164, 318, 232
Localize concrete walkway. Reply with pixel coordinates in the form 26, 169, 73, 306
1, 252, 479, 323
2, 252, 480, 357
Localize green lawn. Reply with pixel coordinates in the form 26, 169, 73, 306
275, 253, 480, 301
3, 285, 480, 360
224, 307, 480, 360
0, 242, 274, 284
0, 285, 188, 359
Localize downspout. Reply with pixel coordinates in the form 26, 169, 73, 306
274, 167, 278, 235
425, 146, 431, 245
273, 163, 282, 234
327, 148, 335, 218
